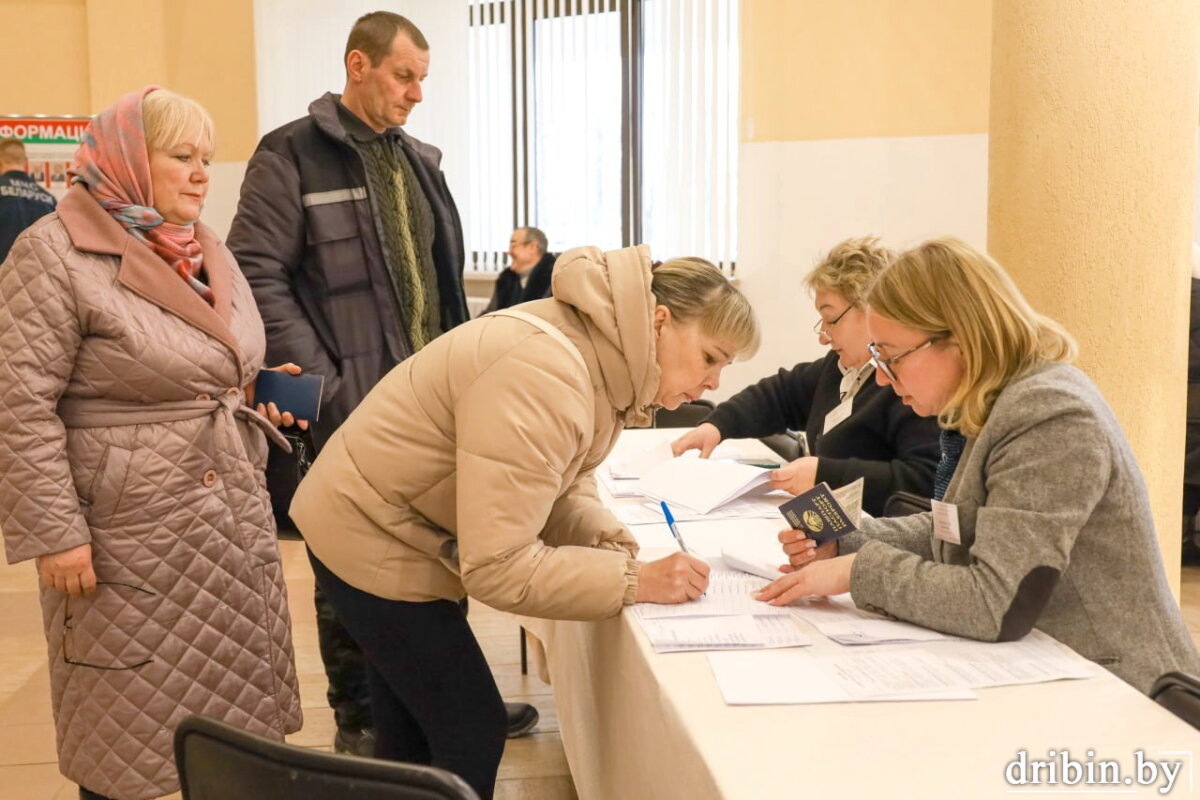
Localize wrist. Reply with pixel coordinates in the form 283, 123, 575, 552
622, 559, 642, 605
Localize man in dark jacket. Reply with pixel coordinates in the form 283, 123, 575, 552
484, 226, 555, 312
0, 138, 57, 261
227, 11, 537, 756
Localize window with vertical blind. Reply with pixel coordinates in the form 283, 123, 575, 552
467, 0, 739, 274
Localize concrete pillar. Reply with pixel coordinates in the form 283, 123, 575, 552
988, 0, 1200, 594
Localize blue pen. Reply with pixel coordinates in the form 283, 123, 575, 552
660, 501, 691, 554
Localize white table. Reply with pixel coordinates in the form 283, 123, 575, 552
523, 428, 1200, 799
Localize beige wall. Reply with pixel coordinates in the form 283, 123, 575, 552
1, 0, 258, 161
2, 0, 91, 115
741, 0, 992, 142
988, 0, 1200, 594
727, 0, 993, 396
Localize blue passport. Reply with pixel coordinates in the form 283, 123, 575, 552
778, 481, 857, 546
253, 370, 324, 422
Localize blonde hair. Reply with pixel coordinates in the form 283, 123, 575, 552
651, 257, 760, 358
804, 236, 894, 306
142, 89, 215, 156
866, 237, 1076, 436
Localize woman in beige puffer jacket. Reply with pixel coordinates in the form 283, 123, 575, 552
293, 244, 757, 799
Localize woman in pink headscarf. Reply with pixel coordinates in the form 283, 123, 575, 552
0, 87, 303, 800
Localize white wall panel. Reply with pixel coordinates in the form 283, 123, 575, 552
717, 133, 988, 401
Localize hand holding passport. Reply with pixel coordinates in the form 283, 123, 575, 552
252, 367, 324, 428
778, 481, 860, 546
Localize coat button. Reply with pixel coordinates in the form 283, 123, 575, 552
202, 469, 218, 488
196, 393, 211, 401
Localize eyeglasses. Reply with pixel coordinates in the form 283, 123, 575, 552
812, 304, 854, 336
867, 338, 938, 382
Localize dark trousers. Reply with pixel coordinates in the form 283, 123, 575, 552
308, 550, 507, 800
315, 579, 373, 731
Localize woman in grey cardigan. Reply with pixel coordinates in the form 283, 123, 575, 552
755, 237, 1200, 693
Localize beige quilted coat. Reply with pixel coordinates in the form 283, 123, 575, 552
293, 245, 658, 620
0, 185, 302, 800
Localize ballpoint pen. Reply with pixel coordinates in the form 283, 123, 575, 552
660, 501, 690, 554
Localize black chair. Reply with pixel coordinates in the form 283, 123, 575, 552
759, 432, 802, 462
653, 399, 715, 428
174, 715, 481, 800
882, 491, 932, 517
1150, 672, 1200, 731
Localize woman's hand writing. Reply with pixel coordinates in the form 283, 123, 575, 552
634, 552, 711, 603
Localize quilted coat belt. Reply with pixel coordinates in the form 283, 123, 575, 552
55, 394, 291, 450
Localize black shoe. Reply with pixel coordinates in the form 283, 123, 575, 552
333, 727, 377, 757
79, 788, 115, 800
505, 701, 539, 738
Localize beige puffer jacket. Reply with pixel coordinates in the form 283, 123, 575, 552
293, 245, 660, 619
0, 186, 302, 800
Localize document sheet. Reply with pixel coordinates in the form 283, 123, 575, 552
637, 457, 774, 514
631, 613, 812, 653
633, 568, 791, 619
785, 594, 957, 645
707, 630, 1096, 705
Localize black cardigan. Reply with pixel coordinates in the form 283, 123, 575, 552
488, 251, 556, 311
704, 351, 940, 515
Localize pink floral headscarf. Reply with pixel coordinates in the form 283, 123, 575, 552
71, 86, 213, 305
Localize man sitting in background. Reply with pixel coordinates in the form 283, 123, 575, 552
0, 138, 57, 261
485, 226, 555, 312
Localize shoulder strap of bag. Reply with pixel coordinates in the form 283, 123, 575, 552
487, 308, 588, 373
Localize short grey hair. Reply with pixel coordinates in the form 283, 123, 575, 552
520, 226, 548, 255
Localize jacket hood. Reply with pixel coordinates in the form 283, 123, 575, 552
551, 245, 660, 427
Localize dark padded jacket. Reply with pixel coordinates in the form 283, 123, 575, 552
704, 351, 940, 515
0, 170, 57, 261
227, 92, 468, 448
485, 251, 556, 312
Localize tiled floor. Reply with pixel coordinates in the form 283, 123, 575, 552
3, 546, 1200, 800
0, 539, 577, 800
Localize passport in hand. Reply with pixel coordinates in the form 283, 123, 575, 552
778, 481, 858, 546
253, 370, 324, 422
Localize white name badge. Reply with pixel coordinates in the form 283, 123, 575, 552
822, 397, 854, 435
930, 499, 962, 545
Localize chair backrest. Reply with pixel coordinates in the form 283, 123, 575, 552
654, 399, 715, 428
174, 715, 481, 800
882, 491, 933, 518
1150, 672, 1200, 731
759, 433, 802, 462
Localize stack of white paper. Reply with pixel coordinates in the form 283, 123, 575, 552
629, 568, 812, 653
638, 458, 773, 514
613, 496, 785, 526
719, 479, 865, 581
786, 594, 957, 645
607, 440, 675, 479
598, 468, 645, 498
707, 630, 1096, 705
634, 568, 791, 619
632, 614, 810, 653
